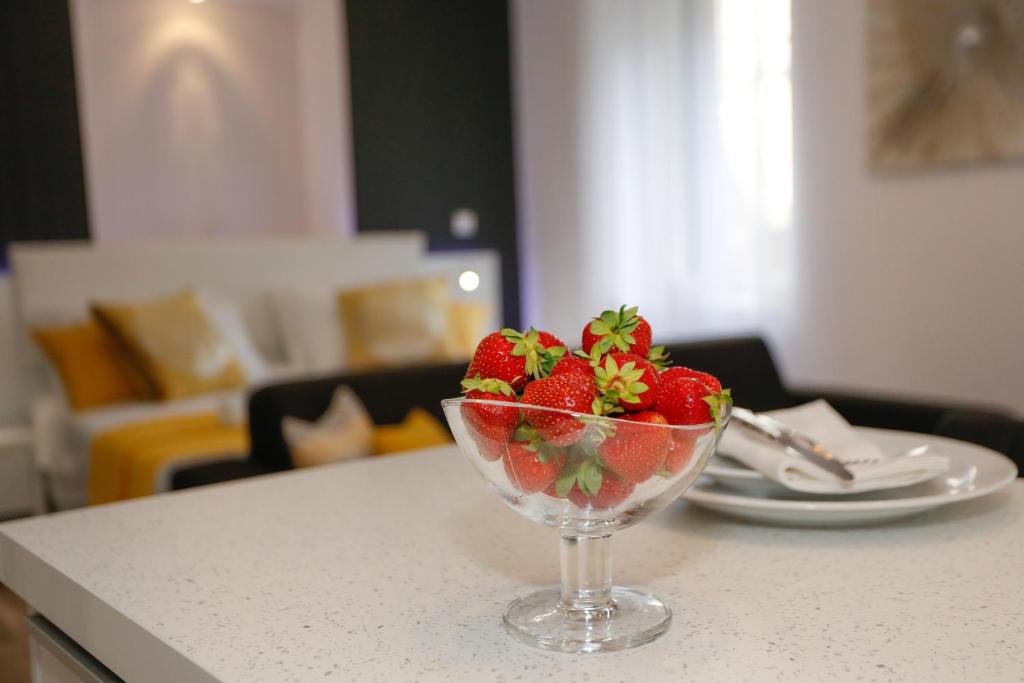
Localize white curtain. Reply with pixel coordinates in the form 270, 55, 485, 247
514, 0, 794, 343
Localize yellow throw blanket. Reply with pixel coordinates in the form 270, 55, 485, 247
89, 412, 248, 505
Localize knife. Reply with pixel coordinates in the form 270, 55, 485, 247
731, 407, 855, 481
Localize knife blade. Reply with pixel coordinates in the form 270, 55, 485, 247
731, 407, 855, 481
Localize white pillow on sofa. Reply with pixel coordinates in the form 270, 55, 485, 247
197, 291, 272, 384
269, 288, 347, 373
281, 386, 373, 467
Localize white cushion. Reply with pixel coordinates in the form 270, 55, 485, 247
270, 288, 347, 373
281, 386, 373, 467
197, 290, 271, 383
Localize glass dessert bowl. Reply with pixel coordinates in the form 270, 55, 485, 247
441, 397, 731, 653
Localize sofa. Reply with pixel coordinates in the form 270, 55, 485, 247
171, 336, 1023, 490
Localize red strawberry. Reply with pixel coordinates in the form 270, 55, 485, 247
503, 442, 565, 494
543, 481, 566, 498
460, 376, 518, 461
663, 432, 697, 474
660, 366, 722, 394
657, 377, 732, 426
567, 472, 636, 510
581, 306, 652, 358
595, 353, 660, 413
536, 330, 567, 352
550, 355, 594, 379
598, 411, 671, 483
521, 373, 597, 446
466, 328, 567, 392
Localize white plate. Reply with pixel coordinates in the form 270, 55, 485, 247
684, 428, 1018, 527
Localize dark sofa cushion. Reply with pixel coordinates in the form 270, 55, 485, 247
171, 459, 277, 490
663, 336, 791, 412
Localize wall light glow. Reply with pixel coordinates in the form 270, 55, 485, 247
189, 0, 206, 5
458, 270, 480, 292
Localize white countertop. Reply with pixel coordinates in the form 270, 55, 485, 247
1, 447, 1022, 682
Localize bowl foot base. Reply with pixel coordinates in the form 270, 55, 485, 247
502, 587, 670, 653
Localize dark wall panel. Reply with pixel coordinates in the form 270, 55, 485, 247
0, 2, 90, 270
346, 0, 521, 328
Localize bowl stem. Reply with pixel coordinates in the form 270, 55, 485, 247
560, 533, 614, 613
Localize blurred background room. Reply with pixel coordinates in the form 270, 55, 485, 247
2, 0, 1024, 676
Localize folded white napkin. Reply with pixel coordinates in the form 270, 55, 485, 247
719, 400, 950, 494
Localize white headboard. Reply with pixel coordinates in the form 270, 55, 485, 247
10, 234, 423, 355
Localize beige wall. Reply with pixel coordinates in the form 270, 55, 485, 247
788, 0, 1024, 414
69, 0, 354, 241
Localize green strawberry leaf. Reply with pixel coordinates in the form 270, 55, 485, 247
459, 374, 482, 393
703, 388, 734, 431
514, 423, 539, 442
555, 462, 579, 497
590, 320, 612, 335
579, 460, 603, 496
630, 381, 649, 394
647, 345, 671, 371
538, 345, 566, 377
461, 374, 516, 396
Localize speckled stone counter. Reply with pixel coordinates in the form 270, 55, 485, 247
1, 447, 1022, 682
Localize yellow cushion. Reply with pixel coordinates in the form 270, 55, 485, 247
32, 321, 143, 411
373, 407, 452, 455
337, 276, 462, 370
92, 290, 246, 401
449, 300, 491, 359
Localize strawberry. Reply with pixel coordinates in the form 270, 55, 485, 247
567, 471, 635, 510
543, 480, 566, 499
466, 328, 566, 392
460, 375, 518, 461
594, 353, 660, 413
503, 442, 565, 494
660, 366, 722, 394
521, 373, 597, 446
597, 411, 671, 483
581, 306, 652, 358
552, 458, 636, 509
550, 355, 594, 379
657, 377, 732, 427
536, 330, 568, 352
662, 432, 697, 475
